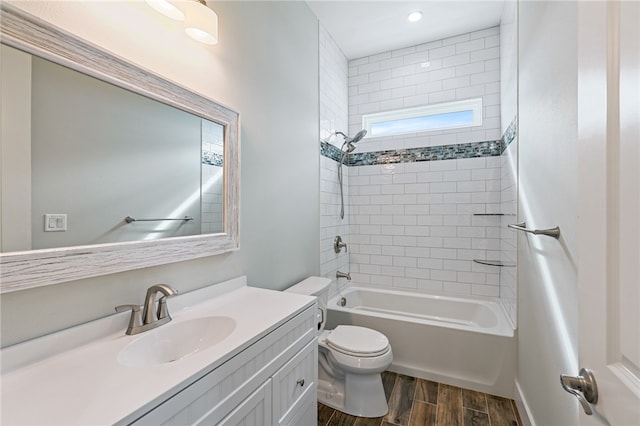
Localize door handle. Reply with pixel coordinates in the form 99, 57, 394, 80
560, 368, 598, 415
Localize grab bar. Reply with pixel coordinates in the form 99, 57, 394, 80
124, 216, 193, 224
508, 221, 560, 239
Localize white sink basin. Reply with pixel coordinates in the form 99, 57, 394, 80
118, 316, 236, 367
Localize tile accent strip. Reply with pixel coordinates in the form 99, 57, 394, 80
345, 140, 501, 167
320, 117, 517, 166
501, 117, 517, 153
320, 140, 344, 163
202, 151, 223, 167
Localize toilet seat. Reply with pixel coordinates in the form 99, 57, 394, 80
325, 326, 390, 357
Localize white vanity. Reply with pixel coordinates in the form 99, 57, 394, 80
0, 277, 318, 425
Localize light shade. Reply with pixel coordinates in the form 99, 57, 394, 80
145, 0, 185, 21
184, 0, 218, 45
407, 11, 423, 22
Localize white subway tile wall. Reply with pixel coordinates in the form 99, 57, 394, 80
339, 27, 512, 300
500, 138, 518, 325
201, 120, 224, 234
319, 25, 350, 292
499, 2, 519, 326
500, 1, 518, 135
347, 26, 502, 153
320, 25, 348, 146
320, 25, 520, 315
348, 157, 502, 297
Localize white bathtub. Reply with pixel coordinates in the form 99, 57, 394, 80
326, 285, 516, 398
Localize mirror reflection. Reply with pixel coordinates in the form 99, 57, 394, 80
1, 45, 224, 252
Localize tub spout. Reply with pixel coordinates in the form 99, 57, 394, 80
336, 271, 351, 281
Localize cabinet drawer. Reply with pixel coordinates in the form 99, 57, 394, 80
272, 339, 317, 426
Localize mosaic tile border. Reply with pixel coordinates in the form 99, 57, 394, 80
320, 141, 344, 163
320, 118, 517, 166
202, 151, 223, 167
501, 117, 517, 153
346, 140, 501, 166
320, 140, 501, 167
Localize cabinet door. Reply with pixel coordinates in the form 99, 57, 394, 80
272, 339, 317, 426
215, 379, 272, 426
284, 398, 316, 426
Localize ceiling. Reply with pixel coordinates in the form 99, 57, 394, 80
306, 1, 506, 59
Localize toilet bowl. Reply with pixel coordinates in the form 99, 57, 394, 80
285, 277, 393, 418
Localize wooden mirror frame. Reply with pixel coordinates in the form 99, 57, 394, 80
0, 3, 240, 293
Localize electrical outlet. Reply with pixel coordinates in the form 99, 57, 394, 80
44, 214, 67, 232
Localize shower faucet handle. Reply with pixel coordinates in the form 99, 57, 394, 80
334, 236, 348, 253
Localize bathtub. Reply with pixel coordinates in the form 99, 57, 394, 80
325, 285, 516, 398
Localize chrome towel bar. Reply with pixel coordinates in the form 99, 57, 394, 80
472, 259, 516, 267
124, 216, 194, 223
508, 221, 560, 239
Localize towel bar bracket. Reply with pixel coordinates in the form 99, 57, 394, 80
508, 221, 560, 239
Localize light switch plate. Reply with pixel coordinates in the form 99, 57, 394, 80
44, 214, 67, 232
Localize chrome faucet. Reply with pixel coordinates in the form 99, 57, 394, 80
115, 284, 178, 335
336, 271, 351, 281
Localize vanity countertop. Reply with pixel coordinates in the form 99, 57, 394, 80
0, 278, 315, 425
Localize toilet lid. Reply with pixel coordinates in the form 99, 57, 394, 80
326, 326, 389, 357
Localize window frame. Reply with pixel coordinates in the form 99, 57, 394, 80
362, 98, 483, 138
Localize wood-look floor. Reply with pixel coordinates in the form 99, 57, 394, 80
317, 371, 523, 426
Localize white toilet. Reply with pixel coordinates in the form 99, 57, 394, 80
285, 277, 393, 418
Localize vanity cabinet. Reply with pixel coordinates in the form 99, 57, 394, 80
128, 304, 317, 426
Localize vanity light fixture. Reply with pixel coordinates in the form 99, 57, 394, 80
145, 0, 185, 21
183, 0, 218, 45
146, 0, 218, 45
407, 11, 423, 22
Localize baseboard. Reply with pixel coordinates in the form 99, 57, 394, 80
515, 379, 536, 426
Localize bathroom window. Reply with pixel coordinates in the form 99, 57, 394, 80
362, 98, 483, 138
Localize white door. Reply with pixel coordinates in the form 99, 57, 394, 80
576, 1, 640, 424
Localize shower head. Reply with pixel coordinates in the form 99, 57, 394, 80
350, 129, 367, 143
335, 129, 367, 153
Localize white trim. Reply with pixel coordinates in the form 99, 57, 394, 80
362, 98, 483, 138
515, 379, 536, 426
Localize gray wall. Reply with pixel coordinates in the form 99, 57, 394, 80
1, 1, 320, 347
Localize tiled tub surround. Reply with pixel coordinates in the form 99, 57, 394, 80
319, 120, 518, 314
320, 154, 350, 284
346, 155, 503, 298
319, 24, 350, 289
347, 26, 501, 153
319, 25, 520, 308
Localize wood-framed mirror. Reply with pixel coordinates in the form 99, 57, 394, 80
0, 3, 240, 293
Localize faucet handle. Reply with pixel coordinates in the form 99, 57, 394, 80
157, 297, 171, 320
115, 304, 140, 313
115, 304, 143, 335
334, 236, 348, 253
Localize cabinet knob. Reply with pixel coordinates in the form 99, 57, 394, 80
296, 379, 305, 387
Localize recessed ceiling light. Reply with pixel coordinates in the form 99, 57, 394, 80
408, 11, 423, 23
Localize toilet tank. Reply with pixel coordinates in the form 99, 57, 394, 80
285, 277, 331, 332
